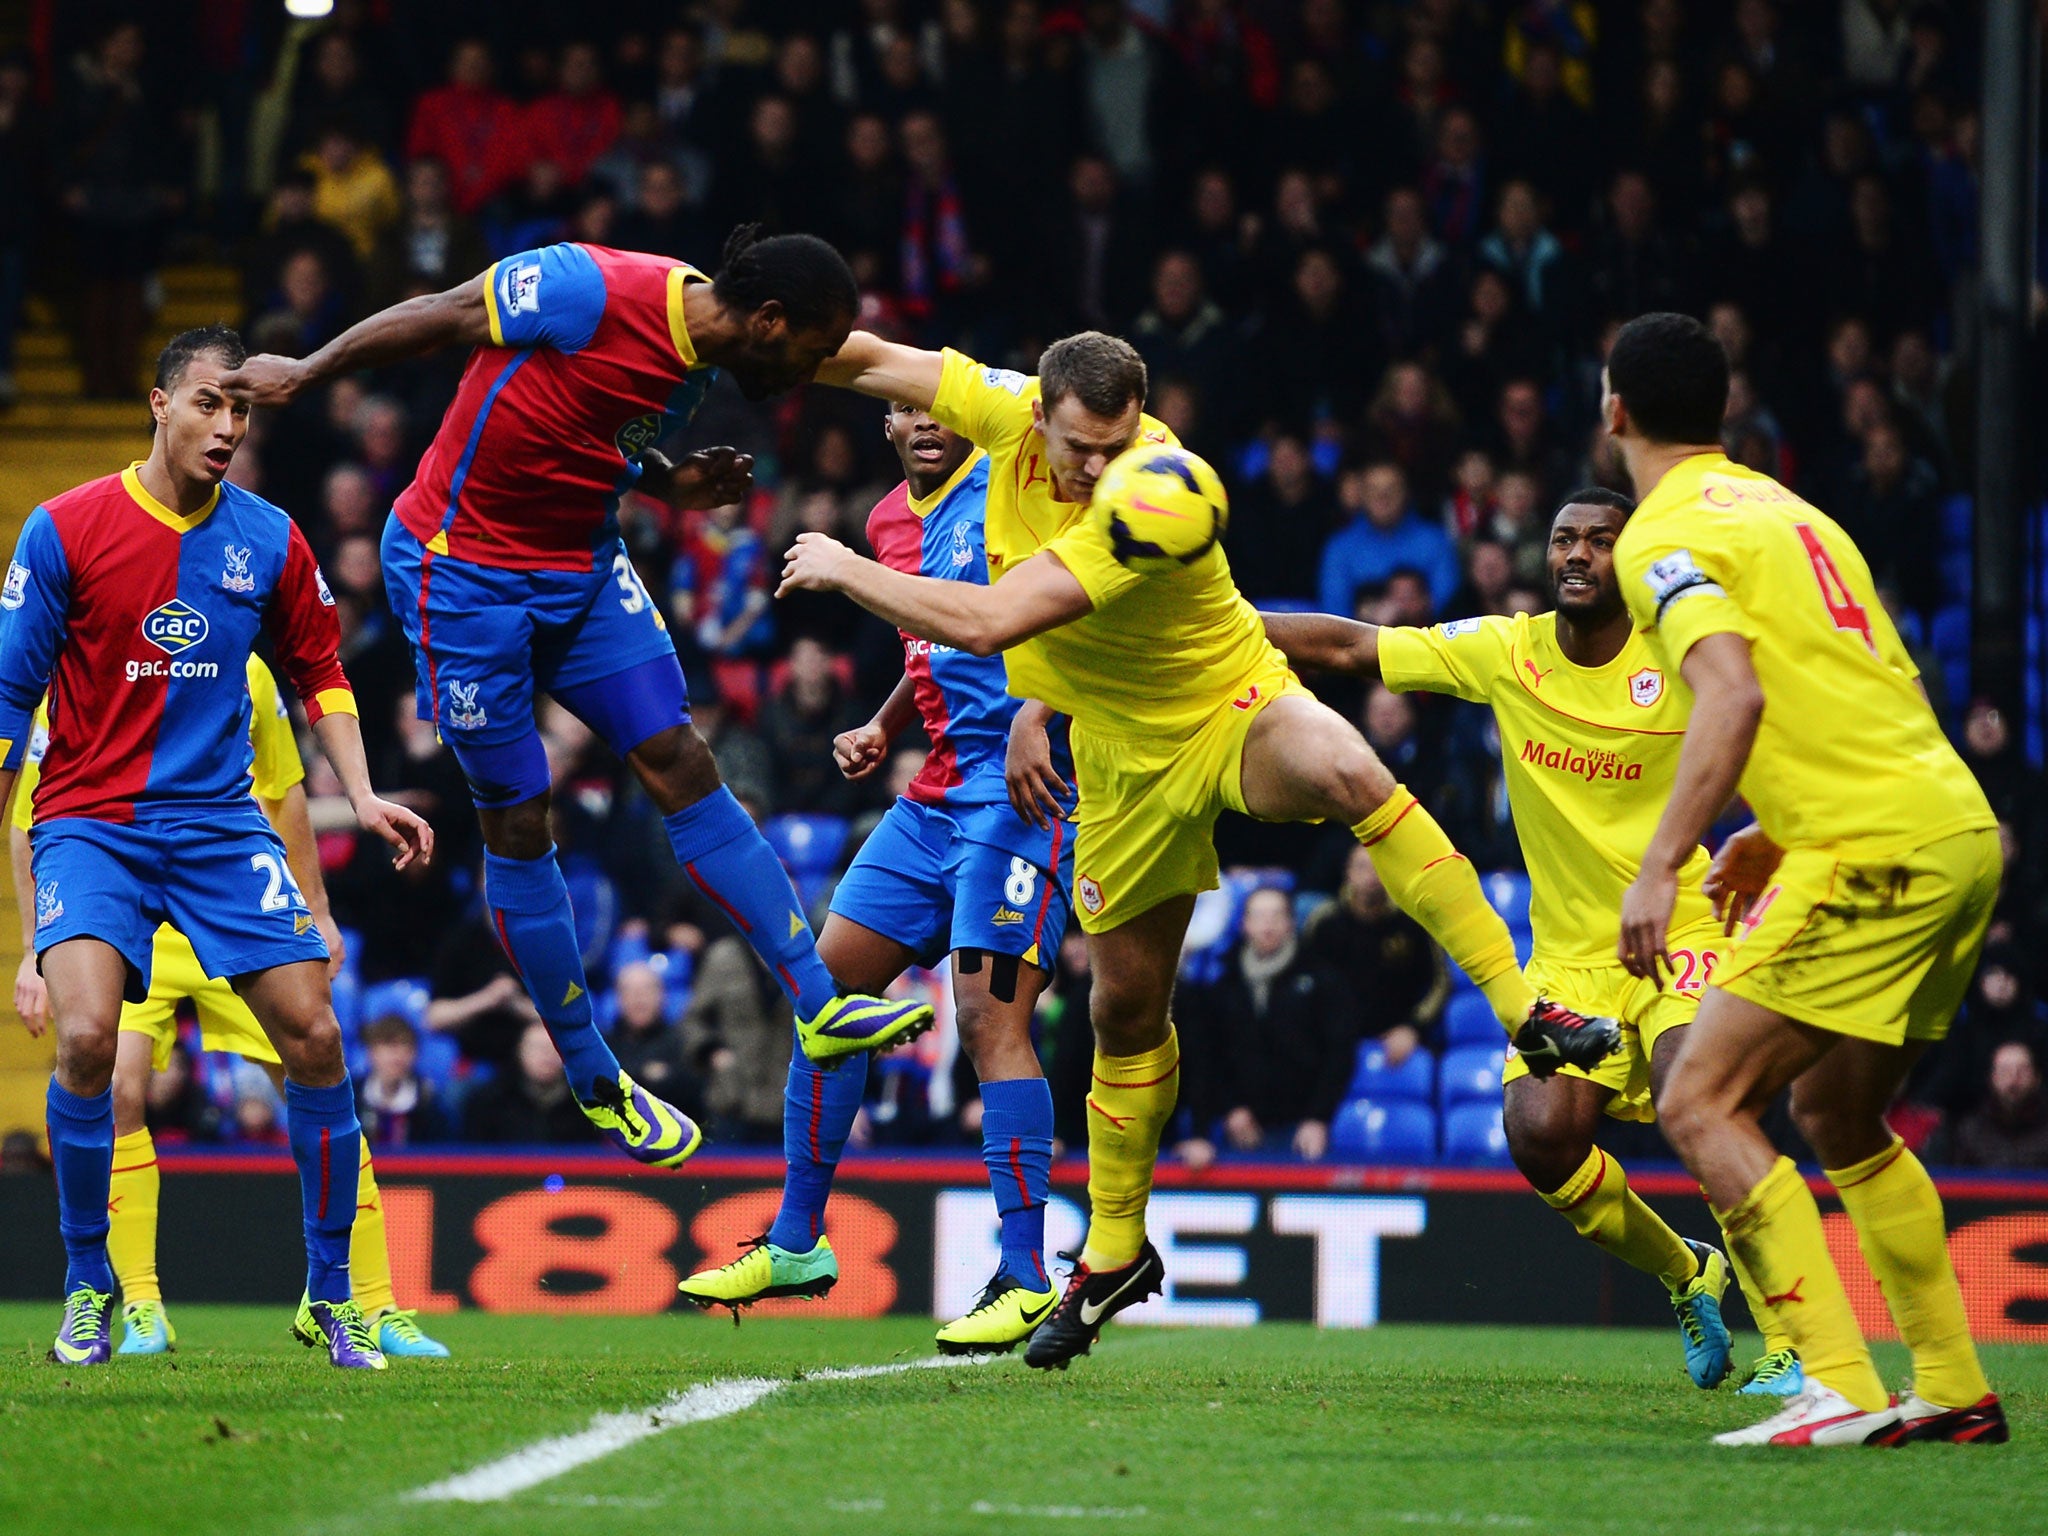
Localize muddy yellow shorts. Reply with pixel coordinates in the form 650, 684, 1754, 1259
1711, 827, 2001, 1046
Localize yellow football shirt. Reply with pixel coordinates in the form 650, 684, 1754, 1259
13, 654, 305, 831
1380, 613, 1716, 968
929, 347, 1182, 714
1615, 452, 1993, 857
1036, 480, 1291, 740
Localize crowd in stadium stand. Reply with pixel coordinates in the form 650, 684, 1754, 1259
2, 3, 2044, 1166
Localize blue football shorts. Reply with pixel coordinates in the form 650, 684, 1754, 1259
30, 805, 329, 1003
828, 797, 1073, 970
382, 515, 688, 805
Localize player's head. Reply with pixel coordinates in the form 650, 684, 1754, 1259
150, 325, 251, 486
1601, 312, 1729, 449
1033, 331, 1148, 502
1546, 486, 1636, 624
710, 224, 859, 400
883, 399, 972, 499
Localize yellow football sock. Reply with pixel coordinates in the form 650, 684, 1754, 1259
1354, 789, 1535, 1029
1080, 1026, 1179, 1272
1828, 1137, 1989, 1409
1540, 1148, 1698, 1291
1723, 1235, 1796, 1355
1717, 1156, 1886, 1411
350, 1139, 397, 1316
107, 1127, 161, 1304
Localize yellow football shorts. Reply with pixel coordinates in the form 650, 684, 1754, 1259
1068, 661, 1310, 933
1710, 826, 2001, 1046
120, 925, 278, 1070
1501, 925, 1722, 1123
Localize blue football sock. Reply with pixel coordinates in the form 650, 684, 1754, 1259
664, 787, 837, 1018
980, 1077, 1054, 1287
46, 1079, 115, 1295
284, 1079, 362, 1305
768, 1025, 868, 1251
484, 848, 622, 1099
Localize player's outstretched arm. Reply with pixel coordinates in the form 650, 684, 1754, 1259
1619, 632, 1764, 985
780, 533, 1091, 656
310, 712, 433, 871
814, 331, 944, 409
835, 672, 917, 781
219, 270, 493, 407
1261, 612, 1383, 678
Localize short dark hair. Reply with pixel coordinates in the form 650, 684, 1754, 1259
1553, 486, 1636, 521
1038, 331, 1148, 418
154, 324, 246, 393
361, 1014, 419, 1049
1606, 312, 1729, 445
713, 224, 858, 333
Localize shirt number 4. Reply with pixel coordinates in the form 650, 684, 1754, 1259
1795, 524, 1876, 654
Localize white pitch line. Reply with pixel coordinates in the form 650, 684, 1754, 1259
406, 1355, 986, 1504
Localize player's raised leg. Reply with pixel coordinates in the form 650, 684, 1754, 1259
106, 1029, 173, 1354
1023, 894, 1185, 1370
678, 914, 912, 1313
1504, 1043, 1729, 1387
40, 937, 127, 1366
1239, 694, 1619, 1066
1793, 1039, 2005, 1443
544, 647, 934, 1062
1657, 991, 1895, 1443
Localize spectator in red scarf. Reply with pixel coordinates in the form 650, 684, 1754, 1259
405, 38, 520, 215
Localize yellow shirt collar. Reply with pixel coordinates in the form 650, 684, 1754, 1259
666, 264, 709, 369
122, 462, 220, 534
906, 448, 986, 517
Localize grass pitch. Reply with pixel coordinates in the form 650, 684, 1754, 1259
1, 1304, 2041, 1536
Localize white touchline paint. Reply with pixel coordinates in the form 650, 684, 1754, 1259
406, 1355, 988, 1505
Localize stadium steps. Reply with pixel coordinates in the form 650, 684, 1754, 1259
0, 270, 241, 1141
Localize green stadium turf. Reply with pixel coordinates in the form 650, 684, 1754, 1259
1, 1304, 2041, 1536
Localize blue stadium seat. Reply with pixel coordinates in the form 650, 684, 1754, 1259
358, 978, 430, 1032
1443, 989, 1500, 1045
1938, 549, 1972, 605
1349, 1042, 1435, 1102
1938, 492, 1973, 547
1438, 1044, 1506, 1109
335, 927, 364, 986
329, 969, 361, 1035
1931, 604, 1971, 713
1330, 1098, 1437, 1161
763, 814, 852, 875
415, 1028, 460, 1092
1442, 1102, 1510, 1162
608, 927, 652, 974
1255, 597, 1317, 614
1482, 871, 1532, 929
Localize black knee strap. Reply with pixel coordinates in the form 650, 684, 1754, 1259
955, 948, 1020, 1003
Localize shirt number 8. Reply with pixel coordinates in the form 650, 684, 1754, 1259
1004, 857, 1038, 907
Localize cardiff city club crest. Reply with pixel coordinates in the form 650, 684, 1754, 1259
446, 679, 488, 731
221, 544, 255, 593
1628, 667, 1664, 708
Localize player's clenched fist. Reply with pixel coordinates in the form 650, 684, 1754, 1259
833, 722, 890, 780
779, 531, 855, 596
641, 446, 755, 511
216, 353, 309, 407
357, 795, 435, 870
